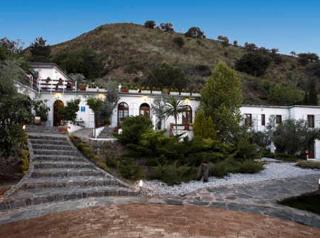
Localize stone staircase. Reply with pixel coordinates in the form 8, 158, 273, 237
0, 131, 138, 211
98, 127, 114, 138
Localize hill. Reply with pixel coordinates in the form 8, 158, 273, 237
50, 23, 319, 104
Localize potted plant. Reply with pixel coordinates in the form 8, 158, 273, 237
79, 83, 86, 91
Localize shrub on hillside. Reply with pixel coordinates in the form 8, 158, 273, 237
185, 27, 205, 39
268, 84, 304, 105
144, 20, 156, 29
173, 37, 185, 48
235, 52, 272, 77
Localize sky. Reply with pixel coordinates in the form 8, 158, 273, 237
1, 0, 319, 55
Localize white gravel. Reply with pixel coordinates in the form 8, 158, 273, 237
143, 159, 320, 196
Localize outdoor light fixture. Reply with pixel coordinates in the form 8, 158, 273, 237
318, 178, 320, 190
54, 93, 62, 99
96, 94, 106, 101
22, 125, 26, 130
139, 180, 143, 188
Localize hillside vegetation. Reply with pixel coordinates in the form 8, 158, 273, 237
47, 23, 319, 104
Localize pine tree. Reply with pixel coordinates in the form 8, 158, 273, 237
193, 110, 216, 139
201, 63, 242, 142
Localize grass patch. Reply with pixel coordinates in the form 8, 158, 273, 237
279, 192, 320, 215
274, 153, 300, 162
296, 160, 320, 169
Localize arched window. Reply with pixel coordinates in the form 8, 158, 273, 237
182, 105, 192, 125
118, 102, 129, 126
139, 103, 150, 117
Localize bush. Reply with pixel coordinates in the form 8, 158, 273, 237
235, 52, 272, 76
173, 37, 185, 48
149, 163, 197, 185
59, 99, 80, 122
272, 119, 320, 156
238, 160, 264, 174
118, 157, 144, 180
296, 160, 320, 169
32, 100, 50, 121
209, 158, 263, 177
268, 84, 304, 105
117, 116, 153, 144
275, 153, 299, 162
185, 27, 205, 39
144, 20, 156, 29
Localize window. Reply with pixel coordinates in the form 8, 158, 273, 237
244, 113, 252, 127
139, 103, 150, 117
276, 115, 282, 124
182, 106, 193, 124
307, 115, 315, 128
117, 102, 129, 126
261, 114, 265, 126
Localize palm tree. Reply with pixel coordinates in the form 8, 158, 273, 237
152, 96, 167, 130
163, 96, 186, 135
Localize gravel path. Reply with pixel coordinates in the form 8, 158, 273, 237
143, 159, 320, 196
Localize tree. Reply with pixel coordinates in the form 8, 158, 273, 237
29, 37, 51, 62
32, 100, 50, 121
117, 116, 153, 144
159, 23, 174, 32
272, 119, 320, 156
152, 96, 167, 130
53, 48, 104, 79
144, 20, 156, 29
233, 40, 238, 47
193, 109, 216, 139
59, 99, 80, 122
297, 53, 319, 66
217, 35, 229, 47
185, 27, 205, 39
235, 52, 272, 76
0, 62, 33, 157
163, 97, 186, 135
201, 63, 242, 142
87, 97, 104, 128
268, 84, 304, 105
244, 42, 258, 51
147, 63, 186, 92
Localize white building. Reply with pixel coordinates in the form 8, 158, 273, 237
18, 63, 320, 159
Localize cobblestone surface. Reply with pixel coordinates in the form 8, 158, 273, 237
179, 174, 320, 228
0, 204, 319, 238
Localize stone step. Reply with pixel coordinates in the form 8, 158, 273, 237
30, 139, 70, 146
32, 144, 73, 151
31, 168, 104, 178
33, 161, 94, 169
0, 186, 137, 211
33, 149, 80, 156
21, 177, 124, 190
28, 135, 68, 141
32, 155, 84, 162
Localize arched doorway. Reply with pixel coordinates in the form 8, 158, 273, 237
139, 103, 150, 117
117, 102, 129, 126
182, 105, 192, 124
182, 105, 192, 130
53, 100, 64, 126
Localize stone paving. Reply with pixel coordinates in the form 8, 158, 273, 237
0, 204, 319, 238
167, 173, 320, 228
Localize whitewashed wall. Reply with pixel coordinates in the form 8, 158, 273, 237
37, 92, 99, 128
110, 94, 200, 131
240, 106, 289, 131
